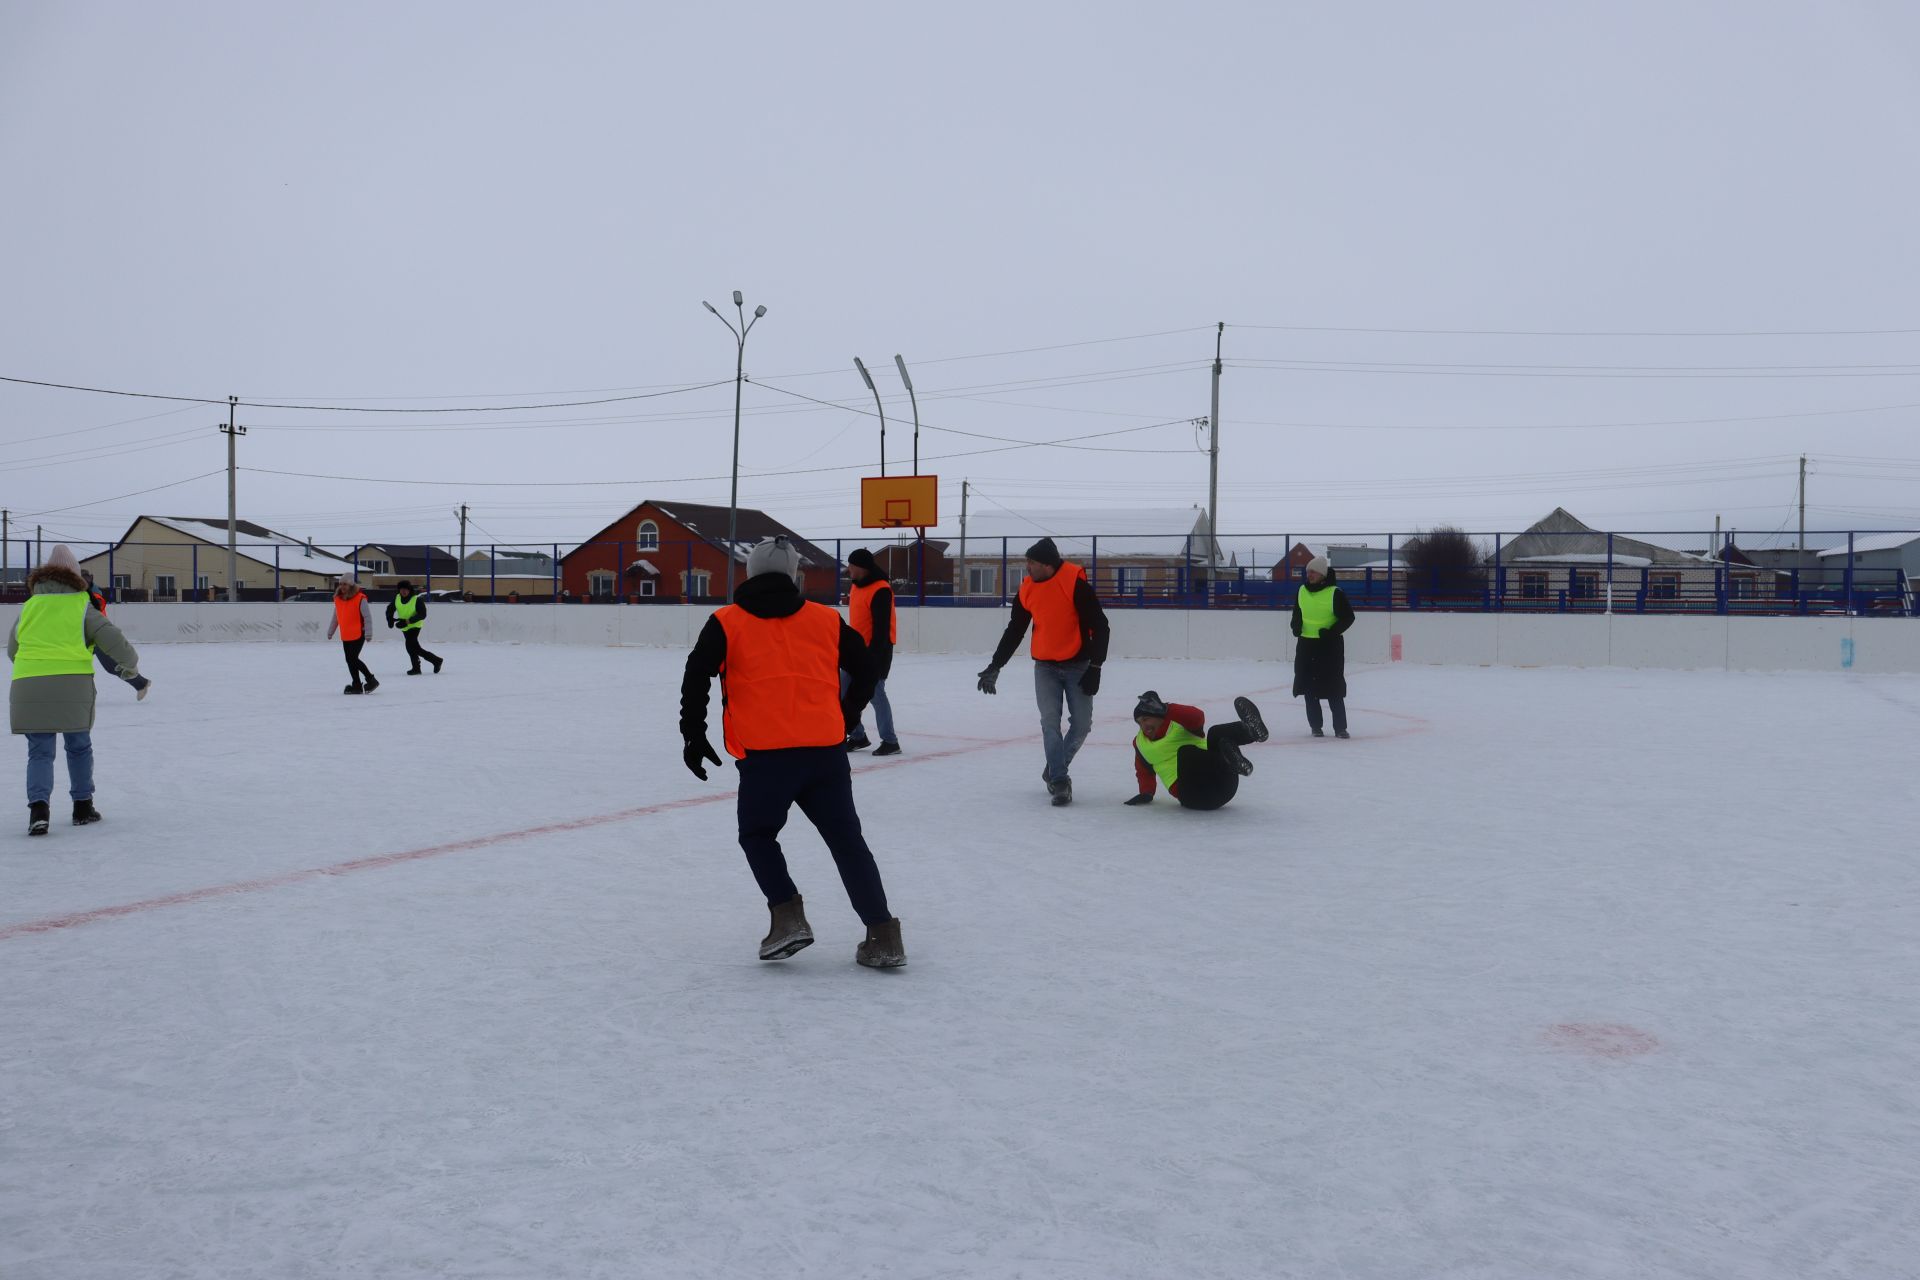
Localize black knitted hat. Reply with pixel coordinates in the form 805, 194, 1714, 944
1024, 537, 1062, 567
1133, 690, 1168, 719
848, 547, 879, 574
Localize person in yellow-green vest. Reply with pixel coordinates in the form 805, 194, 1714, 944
7, 545, 144, 836
384, 582, 444, 676
1124, 691, 1268, 811
1291, 555, 1356, 738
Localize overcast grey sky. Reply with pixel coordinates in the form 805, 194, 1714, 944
5, 0, 1920, 556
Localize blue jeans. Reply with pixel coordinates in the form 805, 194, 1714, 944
26, 731, 94, 804
840, 672, 896, 743
1034, 659, 1093, 782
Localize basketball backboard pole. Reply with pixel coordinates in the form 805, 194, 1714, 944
854, 357, 886, 477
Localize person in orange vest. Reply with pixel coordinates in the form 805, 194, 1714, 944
1125, 690, 1268, 811
680, 537, 906, 968
841, 547, 899, 756
975, 537, 1111, 807
324, 576, 380, 695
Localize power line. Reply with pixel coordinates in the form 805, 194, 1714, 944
0, 373, 733, 414
748, 378, 1202, 450
1225, 361, 1920, 381
1229, 321, 1920, 337
15, 470, 223, 518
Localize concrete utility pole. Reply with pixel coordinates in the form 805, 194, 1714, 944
1207, 321, 1224, 596
959, 479, 969, 595
2, 508, 9, 590
1798, 455, 1807, 555
457, 503, 469, 596
219, 395, 246, 602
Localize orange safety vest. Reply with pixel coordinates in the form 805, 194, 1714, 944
1017, 561, 1089, 662
333, 590, 366, 642
847, 579, 896, 646
715, 602, 845, 759
90, 591, 107, 617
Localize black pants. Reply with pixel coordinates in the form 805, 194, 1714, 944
402, 629, 441, 672
1175, 723, 1254, 811
737, 746, 891, 926
341, 638, 375, 686
1304, 697, 1347, 734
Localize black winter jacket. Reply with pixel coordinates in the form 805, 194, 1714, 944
1290, 572, 1355, 700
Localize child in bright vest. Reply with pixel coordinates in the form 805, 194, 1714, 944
325, 577, 380, 694
841, 547, 898, 755
7, 545, 144, 835
1125, 691, 1269, 812
975, 537, 1111, 807
385, 581, 444, 675
679, 536, 907, 969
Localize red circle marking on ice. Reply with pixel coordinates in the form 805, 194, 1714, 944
1544, 1023, 1659, 1058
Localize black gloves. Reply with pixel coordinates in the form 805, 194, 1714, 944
682, 736, 722, 781
1079, 665, 1102, 696
976, 666, 1000, 695
1124, 793, 1153, 806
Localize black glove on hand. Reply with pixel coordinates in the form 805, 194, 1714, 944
1124, 792, 1153, 806
976, 666, 999, 695
1079, 665, 1102, 696
682, 736, 722, 781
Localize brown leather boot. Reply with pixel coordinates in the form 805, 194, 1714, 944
759, 895, 814, 961
856, 918, 906, 968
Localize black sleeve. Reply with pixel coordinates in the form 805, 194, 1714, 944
679, 615, 728, 741
1074, 576, 1111, 666
1289, 598, 1303, 638
869, 587, 895, 676
839, 620, 876, 722
384, 601, 397, 626
1330, 588, 1356, 635
988, 601, 1033, 669
415, 597, 428, 622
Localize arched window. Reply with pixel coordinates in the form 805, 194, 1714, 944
637, 520, 660, 551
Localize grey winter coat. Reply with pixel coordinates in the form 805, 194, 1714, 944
8, 580, 141, 734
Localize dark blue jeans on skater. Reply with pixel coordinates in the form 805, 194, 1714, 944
1035, 657, 1093, 783
736, 746, 892, 927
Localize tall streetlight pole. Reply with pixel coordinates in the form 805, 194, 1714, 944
894, 355, 925, 603
703, 290, 767, 598
854, 357, 886, 476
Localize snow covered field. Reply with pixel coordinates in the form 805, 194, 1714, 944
3, 642, 1917, 1279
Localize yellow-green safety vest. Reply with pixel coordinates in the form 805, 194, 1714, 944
1134, 719, 1208, 789
1298, 583, 1337, 639
393, 594, 423, 631
11, 593, 94, 680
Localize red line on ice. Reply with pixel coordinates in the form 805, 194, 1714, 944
0, 733, 1027, 943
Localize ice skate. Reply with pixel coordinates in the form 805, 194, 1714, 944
28, 801, 49, 837
1234, 696, 1268, 743
759, 895, 814, 961
72, 799, 101, 826
872, 741, 901, 757
856, 918, 906, 968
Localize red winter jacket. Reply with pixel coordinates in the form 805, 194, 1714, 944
1133, 702, 1206, 798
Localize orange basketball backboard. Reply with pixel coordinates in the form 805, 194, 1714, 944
860, 475, 938, 529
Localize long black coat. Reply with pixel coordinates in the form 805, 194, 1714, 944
1290, 576, 1355, 700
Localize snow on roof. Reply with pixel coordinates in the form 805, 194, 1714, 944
1511, 553, 1656, 568
953, 507, 1214, 560
630, 559, 660, 575
1816, 531, 1920, 557
134, 516, 358, 574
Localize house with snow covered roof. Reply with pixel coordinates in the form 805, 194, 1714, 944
78, 516, 358, 601
1814, 530, 1920, 577
558, 500, 837, 602
1495, 508, 1733, 609
949, 506, 1219, 599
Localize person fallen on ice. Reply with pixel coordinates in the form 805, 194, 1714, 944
385, 581, 444, 676
7, 544, 144, 835
1291, 555, 1354, 738
841, 547, 899, 756
975, 536, 1111, 807
1125, 691, 1268, 811
325, 576, 380, 695
679, 536, 907, 969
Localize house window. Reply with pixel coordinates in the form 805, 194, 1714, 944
155, 575, 177, 599
111, 575, 131, 591
1731, 572, 1756, 599
638, 579, 656, 598
588, 570, 616, 599
196, 575, 211, 590
966, 566, 995, 595
1571, 571, 1600, 600
686, 570, 711, 598
1114, 566, 1146, 594
637, 520, 659, 551
1519, 571, 1547, 600
1650, 572, 1680, 601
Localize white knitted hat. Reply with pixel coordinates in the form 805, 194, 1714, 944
47, 544, 81, 574
1306, 555, 1330, 576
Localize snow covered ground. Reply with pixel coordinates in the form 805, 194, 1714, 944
3, 642, 1917, 1279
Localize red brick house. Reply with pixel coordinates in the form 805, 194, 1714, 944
559, 500, 837, 602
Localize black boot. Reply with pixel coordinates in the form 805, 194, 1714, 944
343, 683, 363, 695
28, 801, 49, 836
363, 676, 380, 693
1216, 738, 1254, 777
844, 733, 872, 753
406, 667, 422, 676
1234, 696, 1269, 743
856, 918, 907, 968
872, 741, 902, 757
760, 895, 814, 961
1049, 776, 1074, 807
431, 656, 443, 673
73, 799, 102, 826
1310, 727, 1325, 738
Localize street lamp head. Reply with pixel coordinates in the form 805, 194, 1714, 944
893, 354, 914, 391
854, 357, 875, 390
732, 290, 744, 307
702, 300, 719, 316
753, 305, 767, 318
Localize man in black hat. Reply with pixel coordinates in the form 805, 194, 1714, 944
975, 537, 1110, 806
842, 547, 899, 755
385, 581, 443, 675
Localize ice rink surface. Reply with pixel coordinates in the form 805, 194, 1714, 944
3, 641, 1917, 1279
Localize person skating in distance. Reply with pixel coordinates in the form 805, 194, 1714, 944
1124, 691, 1269, 812
841, 548, 898, 756
8, 545, 145, 835
975, 537, 1111, 807
680, 536, 906, 969
1292, 555, 1354, 738
385, 581, 444, 676
326, 576, 380, 695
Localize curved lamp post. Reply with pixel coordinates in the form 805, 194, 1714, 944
703, 290, 767, 597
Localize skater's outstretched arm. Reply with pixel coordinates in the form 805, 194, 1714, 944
679, 615, 727, 741
986, 601, 1032, 671
83, 609, 140, 681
